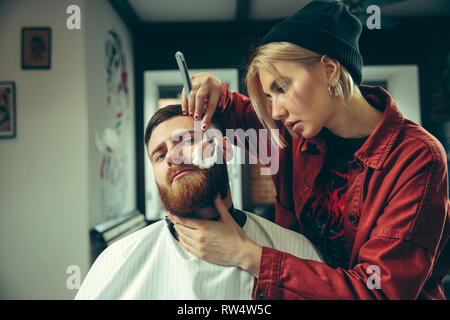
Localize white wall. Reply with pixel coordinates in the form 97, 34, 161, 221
0, 0, 89, 299
0, 0, 135, 299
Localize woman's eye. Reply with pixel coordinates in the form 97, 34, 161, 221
275, 86, 285, 93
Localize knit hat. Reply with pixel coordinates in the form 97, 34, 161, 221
259, 0, 363, 85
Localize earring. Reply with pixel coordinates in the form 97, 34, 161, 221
328, 85, 335, 96
328, 80, 343, 97
335, 80, 344, 98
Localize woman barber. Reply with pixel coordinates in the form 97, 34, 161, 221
169, 1, 449, 299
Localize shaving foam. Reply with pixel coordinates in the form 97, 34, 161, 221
192, 135, 219, 169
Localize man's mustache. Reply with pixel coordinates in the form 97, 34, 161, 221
167, 164, 200, 183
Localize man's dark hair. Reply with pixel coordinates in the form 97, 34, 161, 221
144, 104, 223, 146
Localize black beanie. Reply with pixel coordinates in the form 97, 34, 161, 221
259, 0, 363, 85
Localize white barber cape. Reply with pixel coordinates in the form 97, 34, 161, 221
75, 211, 323, 300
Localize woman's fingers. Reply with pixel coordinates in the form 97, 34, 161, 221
179, 73, 221, 130
169, 213, 208, 231
188, 89, 196, 118
174, 219, 215, 259
194, 90, 208, 121
214, 195, 233, 224
201, 89, 220, 130
181, 87, 188, 115
174, 223, 198, 241
178, 236, 201, 257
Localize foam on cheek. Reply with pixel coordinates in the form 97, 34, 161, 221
192, 136, 219, 169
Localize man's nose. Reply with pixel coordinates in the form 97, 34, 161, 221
167, 145, 185, 167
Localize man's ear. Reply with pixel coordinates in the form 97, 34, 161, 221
320, 55, 341, 83
222, 136, 234, 162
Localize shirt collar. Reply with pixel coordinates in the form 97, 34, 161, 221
298, 85, 404, 170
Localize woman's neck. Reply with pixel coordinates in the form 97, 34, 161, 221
327, 88, 383, 138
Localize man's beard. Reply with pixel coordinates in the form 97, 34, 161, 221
157, 163, 229, 217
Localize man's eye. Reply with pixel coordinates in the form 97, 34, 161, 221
180, 137, 195, 146
156, 153, 166, 161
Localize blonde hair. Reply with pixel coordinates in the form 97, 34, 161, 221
246, 42, 356, 148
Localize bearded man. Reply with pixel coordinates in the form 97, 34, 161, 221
75, 104, 322, 300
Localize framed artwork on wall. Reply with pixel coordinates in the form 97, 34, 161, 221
0, 82, 16, 139
21, 27, 51, 69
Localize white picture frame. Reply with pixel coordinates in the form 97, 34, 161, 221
144, 69, 243, 220
362, 65, 421, 125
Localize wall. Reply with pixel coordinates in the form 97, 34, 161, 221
0, 0, 135, 299
0, 0, 89, 299
359, 21, 450, 136
250, 162, 276, 205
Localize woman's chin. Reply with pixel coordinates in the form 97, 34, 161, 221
285, 126, 298, 139
288, 126, 320, 140
286, 124, 307, 139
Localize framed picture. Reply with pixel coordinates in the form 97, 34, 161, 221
0, 82, 16, 139
22, 27, 51, 69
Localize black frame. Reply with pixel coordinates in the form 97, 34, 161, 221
21, 27, 52, 70
0, 82, 17, 139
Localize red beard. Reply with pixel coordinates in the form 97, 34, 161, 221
157, 163, 229, 217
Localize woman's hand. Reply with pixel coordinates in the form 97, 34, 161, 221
168, 196, 262, 278
181, 72, 222, 131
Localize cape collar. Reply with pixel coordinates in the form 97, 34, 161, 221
164, 205, 247, 241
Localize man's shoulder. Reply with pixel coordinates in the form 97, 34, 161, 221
98, 220, 166, 262
75, 220, 169, 299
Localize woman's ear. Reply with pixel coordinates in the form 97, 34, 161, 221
222, 136, 234, 162
320, 55, 341, 83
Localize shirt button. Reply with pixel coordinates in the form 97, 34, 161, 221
348, 214, 360, 225
305, 183, 311, 191
351, 161, 364, 173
